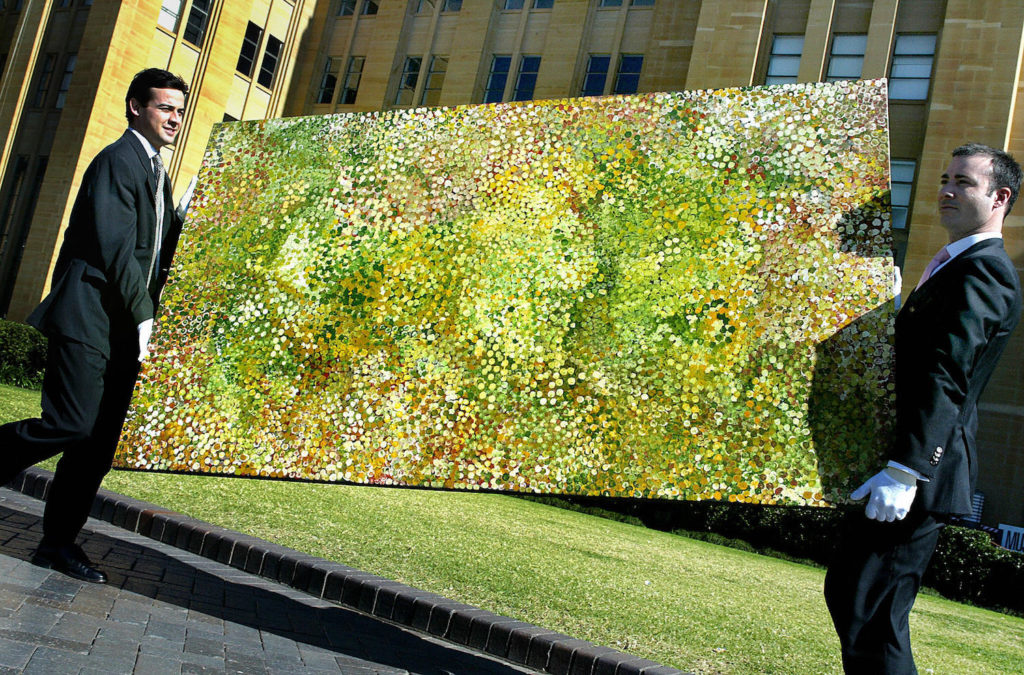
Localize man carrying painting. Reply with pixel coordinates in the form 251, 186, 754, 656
824, 143, 1022, 673
0, 68, 188, 583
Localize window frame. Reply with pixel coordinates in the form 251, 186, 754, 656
765, 34, 803, 86
257, 35, 284, 90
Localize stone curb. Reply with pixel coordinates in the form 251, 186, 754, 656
8, 467, 685, 675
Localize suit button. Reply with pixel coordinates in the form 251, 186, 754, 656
930, 446, 943, 466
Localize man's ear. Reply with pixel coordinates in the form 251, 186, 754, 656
127, 97, 142, 121
994, 186, 1013, 211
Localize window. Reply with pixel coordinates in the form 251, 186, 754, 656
417, 0, 461, 11
581, 55, 610, 97
183, 0, 211, 47
341, 56, 364, 104
890, 160, 915, 230
484, 55, 511, 103
513, 55, 540, 101
237, 22, 263, 78
503, 0, 524, 9
0, 156, 46, 318
0, 157, 28, 258
32, 53, 56, 107
889, 34, 936, 100
338, 0, 356, 15
317, 56, 342, 104
631, 0, 655, 5
765, 35, 803, 86
223, 113, 238, 122
614, 54, 643, 94
533, 0, 553, 8
257, 35, 283, 89
395, 57, 422, 106
362, 0, 378, 14
55, 53, 76, 109
421, 56, 447, 106
158, 0, 184, 32
826, 34, 866, 82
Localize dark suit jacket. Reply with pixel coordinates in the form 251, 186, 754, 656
892, 238, 1022, 515
28, 131, 182, 359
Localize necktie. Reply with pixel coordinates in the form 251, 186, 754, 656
148, 154, 166, 286
915, 247, 951, 289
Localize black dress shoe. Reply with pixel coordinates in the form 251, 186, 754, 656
32, 544, 108, 584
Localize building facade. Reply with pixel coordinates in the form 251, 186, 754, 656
1, 0, 1022, 527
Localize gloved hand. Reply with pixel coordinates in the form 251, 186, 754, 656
851, 467, 917, 522
137, 319, 154, 362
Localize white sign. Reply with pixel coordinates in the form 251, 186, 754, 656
998, 523, 1024, 553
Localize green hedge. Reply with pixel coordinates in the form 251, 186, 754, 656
0, 319, 47, 388
526, 495, 1024, 614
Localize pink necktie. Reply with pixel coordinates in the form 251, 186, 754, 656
916, 247, 951, 289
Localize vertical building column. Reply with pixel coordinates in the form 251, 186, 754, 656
797, 0, 835, 83
861, 0, 898, 79
685, 0, 769, 89
439, 1, 498, 106
642, 0, 702, 94
357, 2, 411, 108
0, 0, 54, 189
533, 0, 590, 100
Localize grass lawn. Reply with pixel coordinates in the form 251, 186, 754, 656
2, 382, 1022, 673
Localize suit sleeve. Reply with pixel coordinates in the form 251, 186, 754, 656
86, 150, 155, 327
891, 259, 1019, 478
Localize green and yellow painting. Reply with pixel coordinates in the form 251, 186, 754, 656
116, 80, 895, 506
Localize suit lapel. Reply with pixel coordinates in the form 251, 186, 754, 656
123, 130, 159, 208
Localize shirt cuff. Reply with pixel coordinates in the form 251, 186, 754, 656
887, 460, 929, 482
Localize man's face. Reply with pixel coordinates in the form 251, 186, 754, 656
128, 87, 185, 149
937, 154, 1009, 240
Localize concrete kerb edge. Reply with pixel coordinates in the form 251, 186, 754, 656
7, 467, 685, 675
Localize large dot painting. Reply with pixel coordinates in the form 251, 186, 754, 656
115, 80, 895, 507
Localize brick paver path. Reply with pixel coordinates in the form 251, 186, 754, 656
0, 487, 531, 674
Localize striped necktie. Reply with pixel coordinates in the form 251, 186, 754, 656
149, 153, 165, 286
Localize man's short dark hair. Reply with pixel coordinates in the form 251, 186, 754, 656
124, 68, 189, 123
952, 142, 1023, 215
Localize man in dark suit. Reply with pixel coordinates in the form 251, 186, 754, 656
0, 68, 188, 583
825, 143, 1023, 673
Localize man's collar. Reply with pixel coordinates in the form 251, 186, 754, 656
127, 128, 158, 159
946, 231, 1002, 259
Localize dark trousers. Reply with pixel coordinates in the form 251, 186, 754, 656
0, 335, 140, 547
824, 509, 944, 675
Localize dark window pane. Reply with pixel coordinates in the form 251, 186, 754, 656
257, 35, 283, 89
581, 55, 609, 97
183, 0, 211, 47
317, 56, 341, 104
484, 55, 512, 103
342, 56, 364, 104
237, 22, 263, 77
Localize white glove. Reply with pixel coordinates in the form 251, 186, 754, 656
137, 319, 154, 362
851, 467, 917, 522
